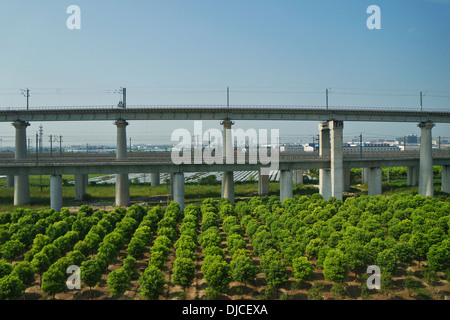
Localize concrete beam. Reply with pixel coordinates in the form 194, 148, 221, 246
418, 121, 435, 197
50, 175, 63, 212
2, 107, 450, 123
1, 157, 449, 177
367, 167, 382, 196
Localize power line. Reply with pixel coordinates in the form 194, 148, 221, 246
1, 86, 449, 100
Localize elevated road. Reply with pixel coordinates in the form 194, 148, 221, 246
1, 105, 450, 123
1, 151, 449, 175
2, 105, 449, 208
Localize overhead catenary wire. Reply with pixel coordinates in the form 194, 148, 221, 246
0, 86, 449, 112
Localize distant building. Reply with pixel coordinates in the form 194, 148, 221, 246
396, 134, 419, 145
302, 144, 316, 152
406, 134, 419, 144
280, 144, 304, 152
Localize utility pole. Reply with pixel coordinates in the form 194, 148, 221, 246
326, 88, 332, 110
439, 136, 441, 150
49, 135, 53, 157
420, 91, 423, 111
420, 91, 427, 111
36, 133, 39, 162
226, 87, 230, 118
117, 87, 127, 108
39, 124, 43, 153
227, 87, 230, 110
21, 88, 30, 110
122, 87, 126, 109
360, 134, 363, 158
59, 135, 63, 156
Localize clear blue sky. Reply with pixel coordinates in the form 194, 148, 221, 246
0, 0, 449, 146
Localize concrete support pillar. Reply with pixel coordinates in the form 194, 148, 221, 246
115, 119, 130, 206
14, 176, 30, 206
50, 175, 63, 212
173, 172, 185, 211
170, 172, 175, 199
418, 121, 435, 197
222, 119, 234, 163
280, 170, 293, 202
258, 169, 270, 195
74, 174, 86, 200
84, 174, 89, 187
13, 120, 30, 205
318, 122, 331, 200
442, 165, 450, 193
330, 120, 344, 200
6, 175, 14, 188
407, 166, 419, 187
221, 119, 235, 203
293, 170, 304, 185
361, 168, 368, 184
343, 168, 351, 192
367, 167, 382, 196
116, 174, 129, 207
222, 172, 235, 204
151, 172, 160, 186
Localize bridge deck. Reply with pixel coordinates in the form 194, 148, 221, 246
1, 106, 450, 123
1, 151, 449, 175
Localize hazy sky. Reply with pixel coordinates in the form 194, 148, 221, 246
0, 0, 449, 147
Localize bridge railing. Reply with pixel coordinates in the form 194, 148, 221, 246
1, 105, 450, 112
1, 149, 449, 166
